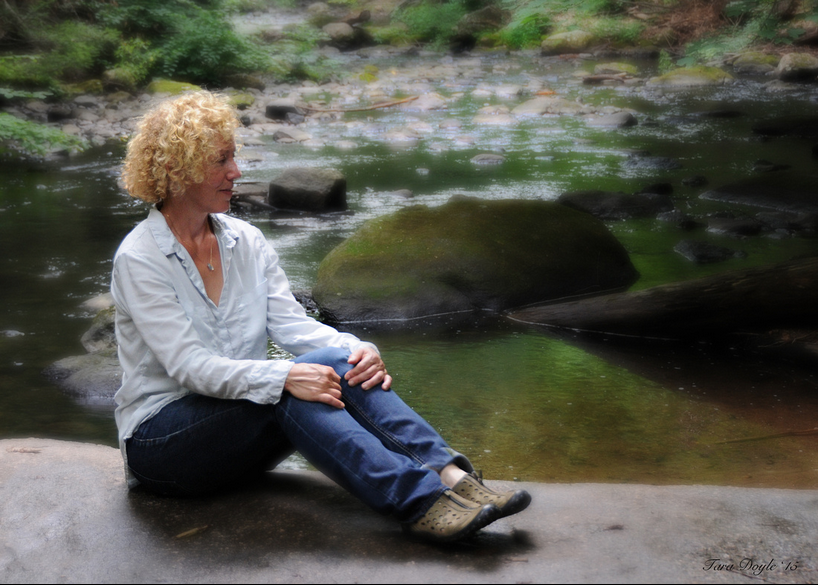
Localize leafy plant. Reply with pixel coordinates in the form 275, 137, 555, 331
394, 0, 469, 48
0, 112, 87, 157
499, 11, 551, 49
113, 38, 160, 87
587, 16, 643, 44
158, 10, 270, 84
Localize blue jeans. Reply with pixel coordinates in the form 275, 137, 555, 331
126, 347, 472, 523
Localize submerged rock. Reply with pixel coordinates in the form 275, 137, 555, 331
312, 198, 639, 325
700, 173, 818, 215
558, 190, 673, 220
43, 352, 121, 408
674, 239, 747, 264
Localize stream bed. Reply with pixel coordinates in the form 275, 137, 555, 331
1, 43, 817, 488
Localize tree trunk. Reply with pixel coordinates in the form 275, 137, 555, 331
507, 257, 818, 339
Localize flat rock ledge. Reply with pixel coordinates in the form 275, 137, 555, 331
2, 438, 817, 583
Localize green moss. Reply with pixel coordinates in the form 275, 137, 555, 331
314, 198, 638, 322
650, 65, 734, 87
146, 79, 203, 95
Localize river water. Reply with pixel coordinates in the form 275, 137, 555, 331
1, 45, 817, 488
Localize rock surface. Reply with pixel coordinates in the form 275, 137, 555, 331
2, 438, 817, 584
313, 198, 639, 325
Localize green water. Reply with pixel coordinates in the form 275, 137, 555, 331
1, 52, 817, 488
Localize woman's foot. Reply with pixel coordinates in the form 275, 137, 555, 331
403, 490, 500, 542
453, 471, 532, 518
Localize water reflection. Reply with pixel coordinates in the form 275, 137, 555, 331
368, 326, 818, 489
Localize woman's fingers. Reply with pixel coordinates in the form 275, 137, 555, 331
346, 348, 391, 391
285, 363, 345, 408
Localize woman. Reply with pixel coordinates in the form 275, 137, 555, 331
111, 91, 530, 543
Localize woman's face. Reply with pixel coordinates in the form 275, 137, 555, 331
183, 141, 241, 215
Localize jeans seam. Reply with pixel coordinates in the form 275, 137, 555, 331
342, 395, 428, 468
130, 402, 249, 444
279, 405, 406, 512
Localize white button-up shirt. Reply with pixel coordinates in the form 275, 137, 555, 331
111, 208, 374, 485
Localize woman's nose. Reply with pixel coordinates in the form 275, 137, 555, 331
228, 159, 242, 179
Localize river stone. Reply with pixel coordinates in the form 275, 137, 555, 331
706, 216, 763, 237
774, 52, 818, 81
471, 153, 505, 165
585, 112, 638, 128
312, 198, 639, 325
732, 52, 779, 75
80, 306, 116, 354
321, 22, 373, 51
268, 167, 346, 212
42, 352, 121, 408
399, 93, 447, 112
622, 154, 682, 170
673, 239, 747, 264
557, 190, 674, 220
648, 66, 734, 87
594, 62, 639, 76
541, 30, 595, 55
700, 173, 818, 215
265, 99, 305, 121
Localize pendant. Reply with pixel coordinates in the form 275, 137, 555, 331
207, 263, 214, 271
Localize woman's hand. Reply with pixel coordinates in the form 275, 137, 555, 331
284, 363, 344, 408
345, 347, 393, 391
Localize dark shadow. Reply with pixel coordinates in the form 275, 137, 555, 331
539, 327, 818, 439
126, 469, 536, 569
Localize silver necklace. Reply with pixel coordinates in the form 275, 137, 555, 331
164, 213, 215, 271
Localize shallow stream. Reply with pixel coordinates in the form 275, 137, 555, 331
1, 46, 817, 488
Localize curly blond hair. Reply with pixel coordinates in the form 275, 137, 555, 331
121, 91, 241, 204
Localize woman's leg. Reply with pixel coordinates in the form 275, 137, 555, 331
274, 386, 446, 523
296, 347, 473, 475
126, 393, 293, 497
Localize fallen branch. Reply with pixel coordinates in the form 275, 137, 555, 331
300, 95, 419, 113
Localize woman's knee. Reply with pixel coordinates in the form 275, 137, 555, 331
294, 347, 351, 373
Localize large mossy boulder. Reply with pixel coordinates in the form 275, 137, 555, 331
313, 198, 639, 325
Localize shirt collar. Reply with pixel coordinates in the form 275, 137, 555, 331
148, 207, 239, 256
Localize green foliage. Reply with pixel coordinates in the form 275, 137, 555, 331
0, 88, 52, 103
223, 0, 277, 12
369, 25, 414, 46
113, 38, 159, 87
502, 0, 629, 18
0, 21, 118, 88
158, 11, 271, 84
0, 112, 87, 157
658, 49, 674, 74
0, 56, 54, 90
586, 15, 643, 44
394, 0, 469, 48
499, 11, 551, 49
